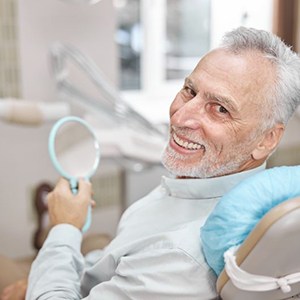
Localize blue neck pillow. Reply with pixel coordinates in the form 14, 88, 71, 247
201, 165, 300, 276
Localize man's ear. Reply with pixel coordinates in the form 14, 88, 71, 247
251, 123, 285, 160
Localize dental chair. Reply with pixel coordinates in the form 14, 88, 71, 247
217, 196, 300, 300
201, 165, 300, 300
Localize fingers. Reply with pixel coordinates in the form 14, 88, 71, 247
90, 199, 96, 208
47, 178, 70, 202
77, 179, 92, 202
53, 178, 91, 196
48, 177, 93, 204
55, 177, 73, 196
46, 177, 94, 229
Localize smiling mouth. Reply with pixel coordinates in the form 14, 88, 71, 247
172, 132, 205, 150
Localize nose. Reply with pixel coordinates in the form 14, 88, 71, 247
170, 97, 204, 130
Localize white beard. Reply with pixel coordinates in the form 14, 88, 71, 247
161, 138, 254, 178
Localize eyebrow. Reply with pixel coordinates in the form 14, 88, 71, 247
184, 77, 239, 112
204, 92, 238, 112
184, 77, 194, 88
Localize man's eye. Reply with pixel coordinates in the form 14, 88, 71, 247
217, 105, 228, 114
209, 104, 230, 119
182, 87, 196, 98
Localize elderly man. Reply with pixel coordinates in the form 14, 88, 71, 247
4, 27, 300, 300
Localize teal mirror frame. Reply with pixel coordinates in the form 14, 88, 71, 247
48, 116, 101, 232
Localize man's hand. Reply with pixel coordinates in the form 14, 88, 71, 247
47, 178, 93, 230
0, 279, 27, 300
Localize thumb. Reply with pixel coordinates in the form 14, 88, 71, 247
77, 179, 92, 201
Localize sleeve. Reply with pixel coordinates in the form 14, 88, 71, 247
26, 226, 217, 300
26, 224, 85, 300
84, 249, 104, 269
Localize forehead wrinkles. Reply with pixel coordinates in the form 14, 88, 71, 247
235, 50, 276, 93
190, 54, 247, 108
240, 54, 276, 118
193, 49, 275, 103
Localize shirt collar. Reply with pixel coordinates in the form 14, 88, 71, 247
161, 163, 266, 199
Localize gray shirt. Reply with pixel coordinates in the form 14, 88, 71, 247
26, 165, 265, 300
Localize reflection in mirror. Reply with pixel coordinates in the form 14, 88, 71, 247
54, 120, 99, 179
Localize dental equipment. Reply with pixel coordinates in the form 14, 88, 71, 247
49, 42, 167, 166
49, 42, 166, 137
0, 98, 70, 126
48, 116, 101, 232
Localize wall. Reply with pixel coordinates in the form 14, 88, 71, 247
0, 0, 118, 258
210, 0, 273, 48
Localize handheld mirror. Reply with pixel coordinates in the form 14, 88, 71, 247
48, 116, 100, 232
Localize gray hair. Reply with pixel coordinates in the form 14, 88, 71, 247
220, 26, 300, 130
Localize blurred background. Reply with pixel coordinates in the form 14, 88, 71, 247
0, 0, 299, 258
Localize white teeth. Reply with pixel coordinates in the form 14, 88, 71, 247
173, 133, 204, 150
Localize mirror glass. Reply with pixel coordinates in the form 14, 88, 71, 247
53, 120, 100, 179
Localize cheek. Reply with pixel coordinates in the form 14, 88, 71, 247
218, 125, 255, 152
204, 123, 238, 149
214, 118, 248, 140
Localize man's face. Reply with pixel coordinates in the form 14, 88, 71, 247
162, 49, 275, 178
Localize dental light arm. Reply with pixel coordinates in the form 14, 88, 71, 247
50, 43, 166, 138
0, 98, 70, 126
